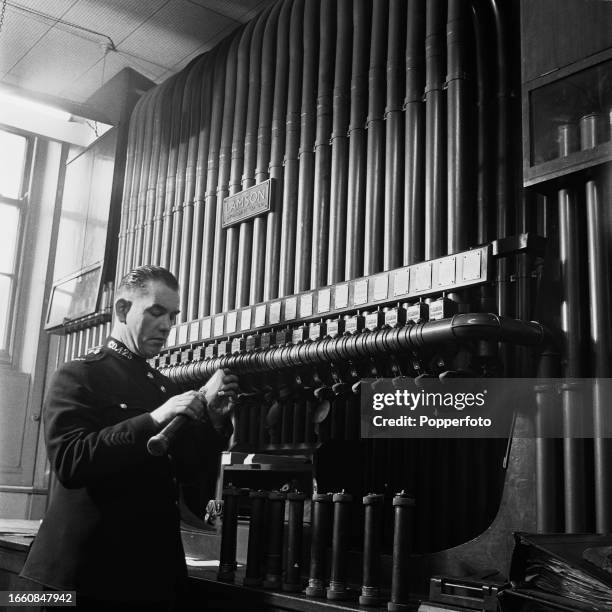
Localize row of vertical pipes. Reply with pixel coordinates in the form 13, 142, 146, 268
117, 0, 512, 320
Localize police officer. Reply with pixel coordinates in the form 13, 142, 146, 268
22, 266, 238, 611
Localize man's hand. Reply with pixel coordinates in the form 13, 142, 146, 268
201, 369, 239, 429
150, 390, 206, 427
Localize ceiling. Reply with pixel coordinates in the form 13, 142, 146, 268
0, 0, 275, 104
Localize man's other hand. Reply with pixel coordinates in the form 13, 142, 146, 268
150, 390, 205, 427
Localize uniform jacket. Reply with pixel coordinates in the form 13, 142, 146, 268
21, 339, 227, 603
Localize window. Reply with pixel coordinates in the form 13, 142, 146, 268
0, 128, 31, 359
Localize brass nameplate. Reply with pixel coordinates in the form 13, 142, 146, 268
222, 179, 274, 228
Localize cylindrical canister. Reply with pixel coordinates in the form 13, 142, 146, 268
387, 491, 416, 611
305, 492, 333, 597
557, 123, 578, 158
579, 113, 605, 150
244, 490, 268, 587
359, 493, 384, 605
263, 490, 287, 589
283, 491, 307, 592
326, 491, 353, 601
218, 486, 247, 582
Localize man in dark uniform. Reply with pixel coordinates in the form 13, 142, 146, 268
21, 266, 238, 610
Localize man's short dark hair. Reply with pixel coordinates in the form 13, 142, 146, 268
117, 266, 179, 295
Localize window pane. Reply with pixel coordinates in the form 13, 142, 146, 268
0, 275, 11, 350
0, 131, 27, 199
0, 204, 19, 274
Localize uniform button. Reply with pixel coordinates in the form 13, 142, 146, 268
147, 372, 154, 379
160, 385, 166, 393
119, 403, 128, 410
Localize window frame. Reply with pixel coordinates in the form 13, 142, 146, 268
0, 126, 34, 364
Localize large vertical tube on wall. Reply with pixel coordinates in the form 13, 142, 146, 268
142, 81, 170, 266
345, 0, 369, 280
223, 22, 255, 311
151, 82, 174, 268
177, 57, 209, 320
403, 0, 425, 266
199, 43, 229, 316
383, 0, 405, 271
558, 184, 587, 533
582, 123, 612, 532
263, 0, 293, 301
446, 0, 472, 254
278, 0, 303, 297
250, 2, 282, 304
294, 0, 318, 291
424, 0, 446, 260
364, 0, 388, 275
235, 8, 269, 308
187, 53, 215, 320
160, 71, 188, 270
310, 0, 334, 289
326, 0, 351, 284
210, 36, 240, 314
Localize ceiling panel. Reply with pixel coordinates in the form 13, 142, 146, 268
0, 9, 51, 75
187, 0, 273, 23
7, 26, 106, 96
61, 0, 169, 47
7, 0, 80, 19
119, 0, 238, 69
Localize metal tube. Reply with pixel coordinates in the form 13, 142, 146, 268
250, 2, 282, 304
446, 0, 472, 254
326, 491, 352, 601
305, 492, 332, 597
326, 0, 352, 284
235, 8, 269, 308
424, 0, 446, 260
359, 493, 383, 606
177, 57, 208, 321
310, 0, 334, 289
345, 0, 369, 280
581, 118, 612, 532
384, 0, 405, 271
294, 0, 319, 292
387, 492, 415, 611
160, 71, 188, 270
187, 54, 215, 320
262, 0, 293, 301
558, 180, 587, 533
403, 0, 425, 266
223, 22, 255, 311
199, 41, 229, 316
151, 81, 174, 268
278, 0, 303, 297
244, 490, 267, 587
263, 490, 286, 589
364, 0, 388, 275
283, 491, 306, 592
210, 34, 240, 314
218, 486, 245, 582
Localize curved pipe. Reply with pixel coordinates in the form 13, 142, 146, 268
161, 314, 548, 384
447, 0, 472, 254
235, 7, 270, 307
424, 0, 446, 260
327, 0, 352, 284
364, 0, 388, 275
294, 0, 319, 291
187, 52, 216, 320
263, 0, 294, 301
403, 0, 425, 266
384, 0, 406, 270
199, 40, 230, 316
345, 0, 369, 280
250, 1, 282, 304
310, 0, 335, 289
278, 0, 304, 297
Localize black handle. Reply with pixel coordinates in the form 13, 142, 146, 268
146, 414, 190, 456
